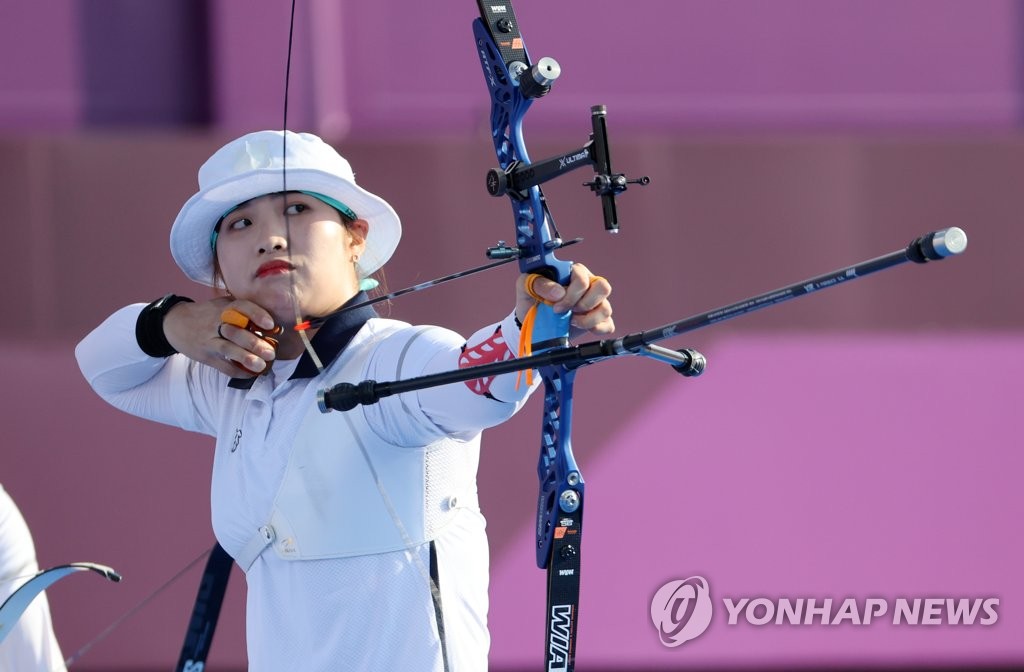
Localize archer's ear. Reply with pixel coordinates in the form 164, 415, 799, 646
349, 219, 370, 246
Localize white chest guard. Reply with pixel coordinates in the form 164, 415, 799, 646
234, 321, 479, 571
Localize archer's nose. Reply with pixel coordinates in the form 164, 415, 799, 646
258, 236, 287, 254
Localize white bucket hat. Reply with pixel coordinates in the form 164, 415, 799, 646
170, 130, 402, 286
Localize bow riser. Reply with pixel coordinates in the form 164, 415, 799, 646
536, 368, 584, 569
474, 6, 581, 565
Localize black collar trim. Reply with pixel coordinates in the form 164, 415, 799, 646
227, 292, 378, 390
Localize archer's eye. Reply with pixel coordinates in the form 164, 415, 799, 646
285, 203, 308, 216
228, 217, 252, 231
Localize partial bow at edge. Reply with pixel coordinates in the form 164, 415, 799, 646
0, 562, 122, 645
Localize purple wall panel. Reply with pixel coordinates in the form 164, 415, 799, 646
0, 1, 81, 128
335, 0, 1024, 133
3, 0, 1021, 131
209, 0, 308, 131
490, 334, 1024, 668
78, 0, 211, 126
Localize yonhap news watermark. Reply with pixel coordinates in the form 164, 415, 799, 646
651, 576, 1000, 648
721, 595, 999, 627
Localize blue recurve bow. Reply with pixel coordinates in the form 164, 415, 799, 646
471, 3, 646, 668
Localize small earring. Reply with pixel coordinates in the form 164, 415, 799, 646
352, 254, 360, 264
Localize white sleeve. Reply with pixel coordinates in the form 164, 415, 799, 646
362, 311, 540, 446
74, 304, 221, 437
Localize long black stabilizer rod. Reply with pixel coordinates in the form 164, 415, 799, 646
318, 227, 967, 413
614, 226, 967, 351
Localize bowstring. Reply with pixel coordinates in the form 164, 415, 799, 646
280, 0, 438, 608
0, 570, 42, 588
281, 0, 323, 371
58, 546, 213, 670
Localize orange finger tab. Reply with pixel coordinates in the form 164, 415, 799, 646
220, 308, 251, 329
220, 308, 282, 337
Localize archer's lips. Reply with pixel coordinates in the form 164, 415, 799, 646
255, 260, 294, 278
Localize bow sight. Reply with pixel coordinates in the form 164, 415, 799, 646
485, 104, 651, 237
475, 1, 648, 269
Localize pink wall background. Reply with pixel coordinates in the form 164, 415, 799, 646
3, 1, 1023, 132
0, 1, 1021, 670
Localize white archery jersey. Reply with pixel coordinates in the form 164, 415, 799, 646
0, 485, 66, 672
76, 306, 536, 672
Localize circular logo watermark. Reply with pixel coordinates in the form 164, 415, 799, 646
650, 576, 713, 647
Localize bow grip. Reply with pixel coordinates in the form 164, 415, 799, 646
530, 303, 572, 349
521, 259, 573, 349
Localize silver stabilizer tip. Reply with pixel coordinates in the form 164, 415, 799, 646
933, 227, 968, 257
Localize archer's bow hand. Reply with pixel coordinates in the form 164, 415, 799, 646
515, 263, 614, 339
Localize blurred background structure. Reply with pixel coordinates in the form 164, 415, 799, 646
1, 1, 1021, 670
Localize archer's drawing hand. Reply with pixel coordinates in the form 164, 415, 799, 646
163, 298, 278, 377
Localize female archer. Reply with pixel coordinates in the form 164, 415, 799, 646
76, 130, 613, 670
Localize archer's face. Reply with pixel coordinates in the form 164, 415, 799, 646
214, 192, 368, 325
